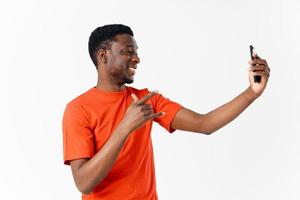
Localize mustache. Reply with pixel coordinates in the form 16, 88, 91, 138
128, 65, 137, 69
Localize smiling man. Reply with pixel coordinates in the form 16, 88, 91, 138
62, 24, 270, 199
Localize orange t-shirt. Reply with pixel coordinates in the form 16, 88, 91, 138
62, 86, 182, 200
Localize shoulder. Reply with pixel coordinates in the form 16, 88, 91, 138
66, 87, 95, 107
63, 87, 96, 116
126, 86, 149, 98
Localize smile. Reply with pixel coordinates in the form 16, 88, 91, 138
128, 66, 136, 75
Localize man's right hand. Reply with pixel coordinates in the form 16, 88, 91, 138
70, 91, 164, 195
120, 91, 165, 134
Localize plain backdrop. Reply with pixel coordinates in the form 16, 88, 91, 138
1, 0, 299, 199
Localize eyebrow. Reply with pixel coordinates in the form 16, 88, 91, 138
124, 44, 138, 49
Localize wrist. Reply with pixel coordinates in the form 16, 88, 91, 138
116, 122, 132, 137
244, 87, 259, 102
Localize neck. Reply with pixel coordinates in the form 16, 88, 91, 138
95, 76, 125, 92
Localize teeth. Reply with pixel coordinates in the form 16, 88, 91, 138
129, 67, 136, 74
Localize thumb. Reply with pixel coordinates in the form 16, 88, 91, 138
131, 93, 139, 103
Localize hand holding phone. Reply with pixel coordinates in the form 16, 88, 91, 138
249, 45, 261, 83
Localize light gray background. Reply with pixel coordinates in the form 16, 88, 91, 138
0, 0, 299, 199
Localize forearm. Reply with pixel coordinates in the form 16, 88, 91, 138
72, 91, 162, 195
202, 87, 257, 133
74, 124, 129, 194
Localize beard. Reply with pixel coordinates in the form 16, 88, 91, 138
108, 62, 135, 85
119, 65, 135, 84
121, 73, 134, 84
124, 77, 134, 84
112, 71, 134, 86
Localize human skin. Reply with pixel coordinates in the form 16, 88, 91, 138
69, 34, 270, 194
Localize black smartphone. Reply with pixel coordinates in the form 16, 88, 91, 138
250, 45, 261, 83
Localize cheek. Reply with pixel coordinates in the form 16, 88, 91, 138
107, 57, 127, 74
112, 57, 129, 69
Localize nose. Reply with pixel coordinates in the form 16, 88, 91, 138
131, 53, 140, 64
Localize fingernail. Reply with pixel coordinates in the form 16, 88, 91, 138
162, 112, 165, 115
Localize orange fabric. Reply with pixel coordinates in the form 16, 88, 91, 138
62, 86, 182, 200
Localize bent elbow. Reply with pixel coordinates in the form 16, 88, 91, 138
81, 188, 92, 196
81, 190, 92, 196
202, 130, 214, 135
197, 127, 215, 135
76, 183, 93, 196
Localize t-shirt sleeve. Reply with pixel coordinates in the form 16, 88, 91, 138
151, 92, 182, 133
62, 102, 94, 165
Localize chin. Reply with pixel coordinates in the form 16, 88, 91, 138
123, 75, 134, 84
119, 79, 133, 85
125, 79, 134, 84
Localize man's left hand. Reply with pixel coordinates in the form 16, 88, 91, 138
248, 54, 270, 98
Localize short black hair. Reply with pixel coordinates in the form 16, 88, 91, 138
88, 24, 134, 69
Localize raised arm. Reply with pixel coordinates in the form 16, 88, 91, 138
171, 54, 270, 135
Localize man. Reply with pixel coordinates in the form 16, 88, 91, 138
62, 24, 270, 199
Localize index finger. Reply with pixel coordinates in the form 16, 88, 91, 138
251, 58, 267, 66
137, 91, 158, 105
253, 53, 261, 59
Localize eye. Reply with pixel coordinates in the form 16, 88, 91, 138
122, 49, 132, 55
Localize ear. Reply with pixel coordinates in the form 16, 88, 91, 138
96, 49, 107, 65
